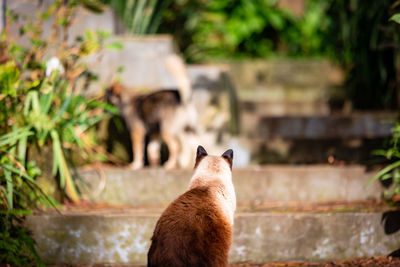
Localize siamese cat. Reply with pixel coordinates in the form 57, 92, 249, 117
148, 146, 236, 267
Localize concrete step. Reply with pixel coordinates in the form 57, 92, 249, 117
75, 166, 383, 206
237, 112, 395, 164
241, 113, 395, 139
220, 59, 345, 103
240, 99, 330, 116
237, 136, 387, 164
27, 209, 400, 265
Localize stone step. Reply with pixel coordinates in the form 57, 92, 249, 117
241, 113, 395, 139
220, 59, 345, 103
27, 209, 400, 265
237, 136, 388, 164
237, 112, 395, 164
240, 99, 331, 116
75, 166, 383, 206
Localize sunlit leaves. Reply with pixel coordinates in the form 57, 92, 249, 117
107, 0, 172, 34
370, 123, 400, 203
0, 61, 20, 97
0, 1, 114, 208
390, 13, 400, 24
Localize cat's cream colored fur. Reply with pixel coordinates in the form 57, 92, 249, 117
189, 155, 236, 225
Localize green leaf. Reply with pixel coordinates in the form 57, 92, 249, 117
52, 93, 72, 123
4, 169, 13, 210
105, 41, 124, 51
117, 65, 124, 73
96, 30, 111, 40
1, 163, 35, 183
0, 127, 33, 147
31, 91, 40, 115
87, 99, 119, 114
39, 92, 53, 115
50, 130, 64, 188
390, 13, 400, 24
17, 133, 27, 164
66, 124, 84, 147
381, 173, 393, 180
368, 160, 400, 184
50, 130, 79, 202
79, 0, 105, 13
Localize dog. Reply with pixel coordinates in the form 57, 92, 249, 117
148, 146, 236, 266
106, 82, 198, 169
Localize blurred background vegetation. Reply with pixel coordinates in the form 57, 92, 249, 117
102, 0, 400, 110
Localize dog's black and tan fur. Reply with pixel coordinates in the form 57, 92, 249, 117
106, 83, 196, 169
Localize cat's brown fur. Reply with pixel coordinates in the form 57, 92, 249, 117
147, 146, 236, 267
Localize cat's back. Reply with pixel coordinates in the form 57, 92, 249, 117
148, 185, 232, 267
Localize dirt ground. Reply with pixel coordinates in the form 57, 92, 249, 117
47, 256, 400, 267
231, 257, 400, 267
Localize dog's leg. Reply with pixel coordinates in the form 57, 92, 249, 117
161, 131, 179, 169
147, 139, 161, 167
177, 131, 198, 169
130, 126, 145, 169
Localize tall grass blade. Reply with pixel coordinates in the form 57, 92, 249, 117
17, 134, 27, 164
132, 0, 146, 33
146, 0, 171, 34
1, 162, 58, 210
139, 0, 157, 34
0, 127, 33, 147
23, 92, 33, 116
50, 130, 64, 188
31, 91, 40, 115
50, 130, 79, 202
368, 160, 400, 185
52, 93, 72, 123
125, 0, 136, 30
4, 169, 13, 210
39, 92, 53, 114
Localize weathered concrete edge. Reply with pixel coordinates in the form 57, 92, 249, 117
75, 166, 383, 205
27, 211, 400, 264
257, 113, 396, 139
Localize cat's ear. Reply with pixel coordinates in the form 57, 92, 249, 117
195, 145, 208, 167
221, 149, 233, 169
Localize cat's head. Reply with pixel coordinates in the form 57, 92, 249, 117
194, 145, 233, 173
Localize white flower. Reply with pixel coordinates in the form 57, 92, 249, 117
45, 57, 64, 77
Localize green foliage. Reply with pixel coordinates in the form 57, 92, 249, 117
77, 0, 106, 13
189, 0, 290, 59
324, 0, 400, 110
0, 1, 117, 264
0, 127, 48, 212
0, 215, 44, 267
158, 0, 331, 62
0, 2, 114, 204
103, 0, 173, 34
390, 13, 400, 24
156, 0, 400, 109
370, 123, 400, 203
283, 0, 331, 56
